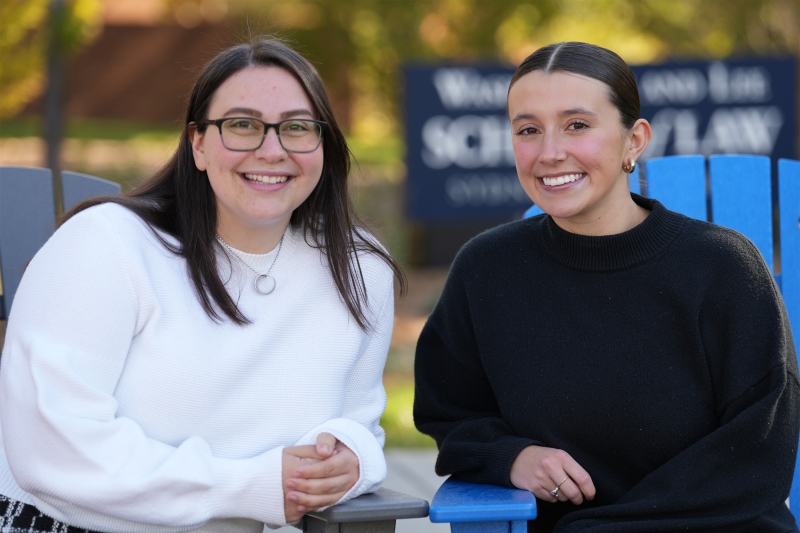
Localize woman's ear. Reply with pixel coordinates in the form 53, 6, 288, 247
627, 118, 652, 161
188, 125, 208, 172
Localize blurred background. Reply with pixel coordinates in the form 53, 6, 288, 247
1, 0, 798, 454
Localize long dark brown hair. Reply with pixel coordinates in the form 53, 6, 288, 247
66, 38, 405, 330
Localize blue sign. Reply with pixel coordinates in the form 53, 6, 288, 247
404, 57, 797, 222
631, 58, 796, 161
405, 65, 527, 222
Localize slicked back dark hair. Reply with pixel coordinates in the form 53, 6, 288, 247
509, 42, 640, 129
66, 38, 405, 329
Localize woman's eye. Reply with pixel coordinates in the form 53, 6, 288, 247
568, 121, 589, 131
229, 119, 257, 130
516, 126, 539, 136
284, 121, 310, 132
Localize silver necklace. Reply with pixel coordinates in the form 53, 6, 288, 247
216, 233, 284, 295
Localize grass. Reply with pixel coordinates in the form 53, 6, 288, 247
0, 116, 180, 142
348, 135, 403, 165
381, 343, 436, 448
382, 376, 436, 448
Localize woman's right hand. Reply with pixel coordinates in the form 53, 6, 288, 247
281, 435, 360, 523
509, 445, 596, 505
282, 445, 323, 522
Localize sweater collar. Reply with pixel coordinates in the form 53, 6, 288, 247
538, 194, 686, 272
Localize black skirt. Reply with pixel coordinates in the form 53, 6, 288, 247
0, 494, 102, 533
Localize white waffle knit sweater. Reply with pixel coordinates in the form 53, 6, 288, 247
0, 203, 394, 533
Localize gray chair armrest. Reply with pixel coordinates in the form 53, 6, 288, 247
299, 487, 429, 532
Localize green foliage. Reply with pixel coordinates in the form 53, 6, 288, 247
50, 0, 103, 53
0, 0, 102, 118
219, 0, 798, 147
0, 0, 48, 118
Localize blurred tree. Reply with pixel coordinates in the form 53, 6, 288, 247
0, 1, 49, 119
0, 0, 102, 119
4, 0, 797, 149
198, 0, 797, 149
208, 0, 562, 145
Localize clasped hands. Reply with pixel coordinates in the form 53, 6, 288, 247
282, 432, 360, 523
510, 445, 596, 505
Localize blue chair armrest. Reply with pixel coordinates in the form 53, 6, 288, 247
430, 479, 536, 532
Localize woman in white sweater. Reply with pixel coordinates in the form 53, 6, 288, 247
0, 39, 403, 533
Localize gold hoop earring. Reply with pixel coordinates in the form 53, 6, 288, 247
623, 159, 636, 173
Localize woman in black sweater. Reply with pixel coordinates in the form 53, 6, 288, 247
413, 42, 799, 532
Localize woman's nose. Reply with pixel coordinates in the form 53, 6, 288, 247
255, 127, 287, 160
539, 131, 566, 164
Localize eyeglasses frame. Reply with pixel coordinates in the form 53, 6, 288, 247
200, 117, 328, 153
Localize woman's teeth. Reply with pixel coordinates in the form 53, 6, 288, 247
243, 173, 289, 184
542, 173, 583, 186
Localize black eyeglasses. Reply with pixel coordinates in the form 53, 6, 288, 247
201, 117, 327, 153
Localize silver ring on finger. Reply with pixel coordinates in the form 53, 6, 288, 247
549, 476, 570, 498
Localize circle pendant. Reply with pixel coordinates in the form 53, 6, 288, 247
254, 274, 276, 295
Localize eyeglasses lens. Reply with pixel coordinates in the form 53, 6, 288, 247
220, 119, 322, 152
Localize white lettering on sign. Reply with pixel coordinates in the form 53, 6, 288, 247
432, 68, 512, 110
445, 173, 530, 207
640, 69, 707, 105
638, 62, 773, 106
642, 106, 784, 159
708, 62, 771, 103
702, 107, 783, 153
421, 115, 515, 169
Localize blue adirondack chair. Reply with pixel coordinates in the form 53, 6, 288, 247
430, 154, 800, 532
0, 166, 430, 533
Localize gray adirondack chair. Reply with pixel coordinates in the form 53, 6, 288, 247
0, 166, 122, 320
0, 165, 429, 533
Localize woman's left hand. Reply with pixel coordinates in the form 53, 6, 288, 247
284, 433, 360, 513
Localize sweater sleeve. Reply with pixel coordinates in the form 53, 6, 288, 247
556, 236, 800, 532
292, 274, 394, 504
413, 253, 538, 486
0, 208, 287, 531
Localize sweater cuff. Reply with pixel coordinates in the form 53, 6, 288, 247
496, 437, 541, 487
206, 446, 287, 527
295, 418, 387, 505
453, 436, 539, 488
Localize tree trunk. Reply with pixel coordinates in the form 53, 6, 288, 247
44, 0, 66, 217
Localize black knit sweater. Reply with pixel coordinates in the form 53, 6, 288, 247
414, 195, 800, 532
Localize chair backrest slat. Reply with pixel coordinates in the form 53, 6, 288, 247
0, 167, 57, 320
0, 167, 123, 321
62, 171, 122, 212
780, 159, 800, 512
779, 159, 800, 346
646, 155, 707, 220
710, 155, 774, 272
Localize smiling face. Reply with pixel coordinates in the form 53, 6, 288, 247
189, 65, 324, 252
508, 70, 650, 235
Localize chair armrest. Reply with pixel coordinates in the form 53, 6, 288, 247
306, 487, 429, 523
429, 479, 537, 523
